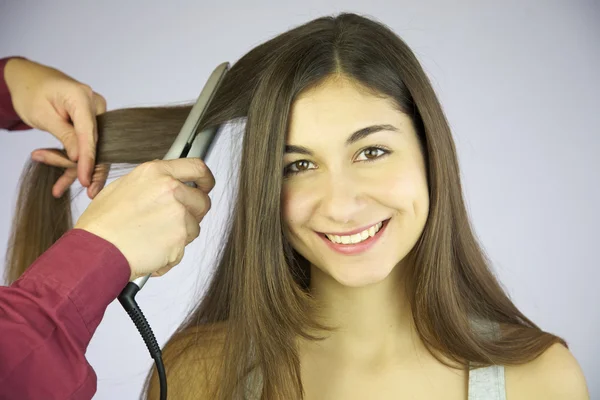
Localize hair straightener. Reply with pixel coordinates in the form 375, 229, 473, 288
117, 61, 230, 400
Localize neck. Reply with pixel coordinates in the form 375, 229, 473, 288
305, 262, 418, 363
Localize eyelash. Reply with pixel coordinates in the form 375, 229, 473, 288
283, 146, 391, 177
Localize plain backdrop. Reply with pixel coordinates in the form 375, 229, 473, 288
1, 1, 598, 398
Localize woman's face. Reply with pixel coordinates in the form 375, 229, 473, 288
281, 76, 430, 288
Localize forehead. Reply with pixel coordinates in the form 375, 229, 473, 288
287, 76, 404, 142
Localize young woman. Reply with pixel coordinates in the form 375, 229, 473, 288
135, 13, 587, 399
5, 12, 589, 400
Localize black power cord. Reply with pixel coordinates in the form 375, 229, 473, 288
118, 282, 167, 400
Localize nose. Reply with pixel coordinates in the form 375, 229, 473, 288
318, 170, 367, 226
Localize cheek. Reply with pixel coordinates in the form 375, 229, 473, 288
374, 161, 429, 215
281, 184, 315, 230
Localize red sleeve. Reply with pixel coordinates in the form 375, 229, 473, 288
0, 229, 130, 400
0, 57, 31, 131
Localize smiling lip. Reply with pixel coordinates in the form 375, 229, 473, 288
318, 218, 390, 255
321, 220, 388, 236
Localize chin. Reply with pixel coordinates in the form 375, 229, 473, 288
315, 260, 399, 289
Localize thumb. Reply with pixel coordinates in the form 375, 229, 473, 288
157, 158, 215, 193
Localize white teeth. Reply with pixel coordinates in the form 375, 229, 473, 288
325, 221, 384, 244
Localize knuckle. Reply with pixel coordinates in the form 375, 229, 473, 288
77, 83, 93, 96
163, 177, 181, 194
193, 159, 211, 180
168, 246, 184, 265
202, 194, 212, 214
137, 160, 158, 175
192, 157, 207, 172
138, 159, 166, 180
192, 222, 201, 236
147, 159, 162, 171
176, 247, 185, 263
94, 92, 107, 105
178, 229, 188, 244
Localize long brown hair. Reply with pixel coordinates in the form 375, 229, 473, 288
5, 12, 565, 399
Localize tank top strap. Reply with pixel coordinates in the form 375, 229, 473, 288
467, 318, 507, 400
468, 363, 506, 400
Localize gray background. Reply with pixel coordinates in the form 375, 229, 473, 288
1, 1, 598, 398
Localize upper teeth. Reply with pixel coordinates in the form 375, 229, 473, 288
325, 221, 383, 244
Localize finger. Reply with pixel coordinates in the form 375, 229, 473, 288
87, 163, 110, 199
52, 167, 78, 198
157, 158, 215, 193
41, 118, 80, 161
184, 212, 201, 245
151, 212, 200, 279
152, 246, 186, 277
92, 92, 107, 114
151, 265, 174, 277
31, 149, 77, 169
173, 183, 212, 222
64, 88, 97, 188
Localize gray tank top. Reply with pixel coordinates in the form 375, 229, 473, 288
467, 319, 507, 400
244, 320, 507, 399
468, 363, 506, 400
244, 364, 506, 399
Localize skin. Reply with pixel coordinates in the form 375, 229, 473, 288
282, 75, 461, 398
282, 75, 429, 365
279, 75, 590, 399
4, 57, 110, 198
147, 74, 589, 399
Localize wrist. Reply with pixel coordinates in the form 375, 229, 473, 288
3, 57, 26, 95
3, 58, 31, 123
73, 224, 136, 280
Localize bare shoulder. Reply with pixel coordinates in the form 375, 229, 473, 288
147, 322, 227, 400
505, 343, 590, 400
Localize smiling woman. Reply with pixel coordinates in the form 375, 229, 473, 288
6, 11, 589, 400
281, 77, 430, 292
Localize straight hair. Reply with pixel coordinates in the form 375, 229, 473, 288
5, 12, 565, 399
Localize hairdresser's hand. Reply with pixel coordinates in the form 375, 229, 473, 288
4, 57, 108, 199
74, 158, 215, 280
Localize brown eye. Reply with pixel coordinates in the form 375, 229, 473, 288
364, 148, 380, 159
283, 159, 315, 176
296, 160, 310, 170
357, 147, 389, 162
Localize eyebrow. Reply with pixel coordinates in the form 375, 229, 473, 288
284, 124, 399, 156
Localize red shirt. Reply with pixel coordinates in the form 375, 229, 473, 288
0, 57, 131, 400
0, 57, 29, 131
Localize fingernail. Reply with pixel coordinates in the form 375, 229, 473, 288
32, 153, 44, 162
